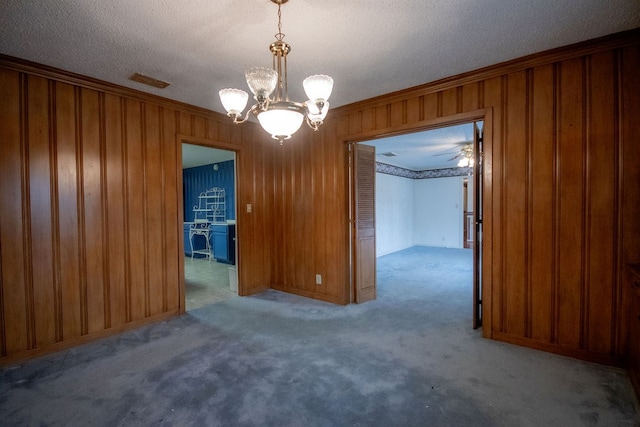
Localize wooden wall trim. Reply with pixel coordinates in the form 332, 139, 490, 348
177, 134, 246, 152
333, 28, 640, 114
341, 109, 488, 142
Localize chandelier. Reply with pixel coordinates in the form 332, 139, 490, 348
218, 0, 334, 145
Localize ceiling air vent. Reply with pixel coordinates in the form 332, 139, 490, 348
379, 152, 398, 157
129, 72, 170, 89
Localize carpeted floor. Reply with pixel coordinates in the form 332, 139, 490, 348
1, 246, 638, 426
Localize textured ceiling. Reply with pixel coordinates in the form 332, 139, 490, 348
1, 0, 638, 169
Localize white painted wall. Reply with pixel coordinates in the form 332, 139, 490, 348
413, 176, 464, 248
375, 173, 414, 256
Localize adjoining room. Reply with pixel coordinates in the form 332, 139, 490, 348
361, 122, 481, 323
182, 144, 238, 310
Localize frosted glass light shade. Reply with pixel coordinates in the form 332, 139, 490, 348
303, 74, 333, 102
305, 100, 329, 123
256, 109, 304, 140
219, 88, 248, 116
245, 67, 278, 100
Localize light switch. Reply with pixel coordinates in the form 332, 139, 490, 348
247, 203, 252, 213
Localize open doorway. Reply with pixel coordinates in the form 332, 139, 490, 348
352, 120, 483, 327
182, 143, 238, 311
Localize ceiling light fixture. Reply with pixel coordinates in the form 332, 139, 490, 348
456, 145, 475, 168
218, 0, 333, 145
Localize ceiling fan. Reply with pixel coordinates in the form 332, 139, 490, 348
432, 141, 472, 158
432, 142, 474, 167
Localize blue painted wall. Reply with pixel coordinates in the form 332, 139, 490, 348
183, 160, 235, 222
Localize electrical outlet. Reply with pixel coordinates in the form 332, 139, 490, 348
246, 203, 252, 213
315, 274, 322, 285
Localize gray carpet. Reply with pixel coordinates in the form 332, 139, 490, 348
1, 246, 638, 426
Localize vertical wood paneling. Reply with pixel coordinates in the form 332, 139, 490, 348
361, 109, 375, 133
144, 104, 164, 316
104, 93, 127, 327
530, 64, 555, 343
312, 127, 327, 297
441, 87, 458, 116
125, 99, 146, 321
0, 57, 272, 363
48, 81, 62, 342
375, 106, 388, 129
556, 58, 585, 349
295, 135, 306, 290
619, 44, 640, 357
349, 111, 362, 135
260, 129, 274, 292
161, 107, 179, 312
390, 101, 404, 127
423, 93, 439, 121
0, 69, 28, 355
55, 82, 82, 340
483, 76, 505, 332
192, 116, 206, 139
586, 51, 616, 353
406, 97, 420, 124
462, 83, 479, 112
504, 72, 528, 337
271, 139, 284, 287
28, 75, 56, 348
299, 135, 313, 292
80, 88, 105, 334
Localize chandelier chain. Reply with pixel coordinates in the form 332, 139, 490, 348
275, 1, 285, 41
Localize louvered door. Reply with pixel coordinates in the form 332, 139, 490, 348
352, 143, 376, 303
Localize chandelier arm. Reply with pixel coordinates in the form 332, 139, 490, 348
230, 107, 254, 125
304, 117, 322, 131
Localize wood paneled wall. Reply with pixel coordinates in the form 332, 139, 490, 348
270, 119, 351, 304
272, 30, 640, 364
0, 57, 275, 364
1, 29, 639, 367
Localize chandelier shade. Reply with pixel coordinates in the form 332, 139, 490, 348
303, 75, 334, 103
256, 105, 305, 141
245, 67, 278, 101
219, 88, 249, 117
218, 0, 333, 144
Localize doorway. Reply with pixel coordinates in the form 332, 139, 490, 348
182, 143, 238, 311
350, 119, 484, 328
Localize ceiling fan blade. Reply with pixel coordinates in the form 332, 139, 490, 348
448, 153, 463, 161
433, 151, 458, 156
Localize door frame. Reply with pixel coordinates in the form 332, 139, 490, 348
177, 134, 243, 314
345, 109, 492, 331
